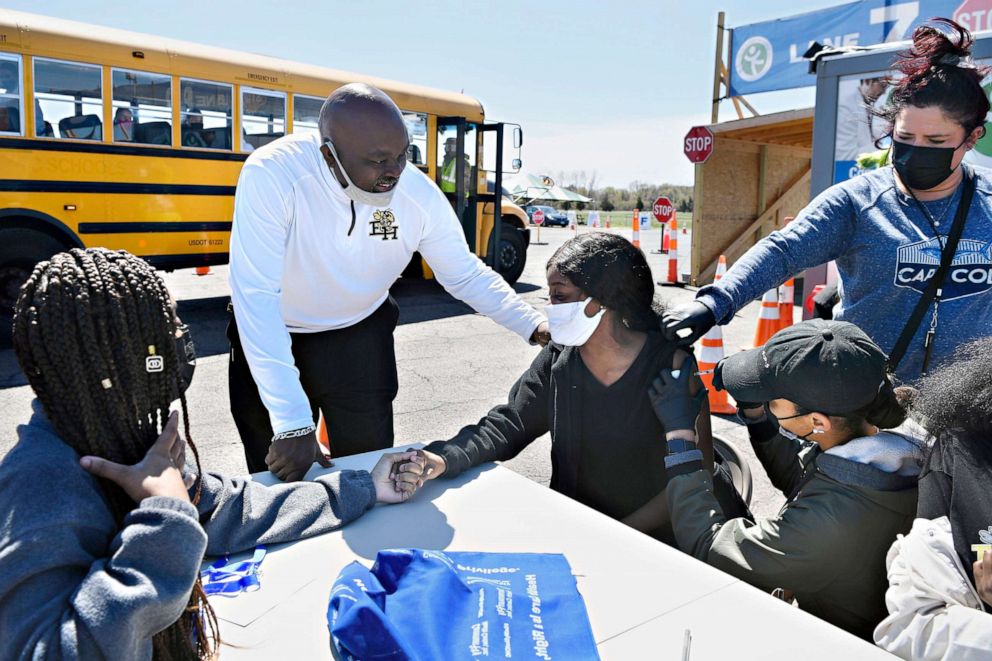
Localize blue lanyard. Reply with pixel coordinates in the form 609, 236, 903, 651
201, 546, 266, 597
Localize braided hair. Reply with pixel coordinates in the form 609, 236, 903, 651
547, 231, 665, 332
12, 248, 219, 661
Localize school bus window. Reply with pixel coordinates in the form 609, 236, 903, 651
0, 54, 22, 136
34, 57, 103, 141
111, 68, 172, 145
241, 87, 285, 152
403, 111, 427, 167
292, 93, 322, 138
180, 78, 232, 150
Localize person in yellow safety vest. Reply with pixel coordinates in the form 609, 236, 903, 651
440, 137, 472, 195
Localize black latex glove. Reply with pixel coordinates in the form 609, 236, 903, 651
648, 360, 708, 433
661, 301, 716, 346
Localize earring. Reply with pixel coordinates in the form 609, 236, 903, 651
811, 428, 825, 434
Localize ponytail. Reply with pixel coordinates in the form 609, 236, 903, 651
862, 380, 914, 429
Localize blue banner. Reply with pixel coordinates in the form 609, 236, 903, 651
729, 0, 966, 95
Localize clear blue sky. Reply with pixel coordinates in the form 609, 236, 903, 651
7, 0, 846, 186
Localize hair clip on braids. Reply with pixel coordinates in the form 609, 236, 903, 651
146, 345, 164, 373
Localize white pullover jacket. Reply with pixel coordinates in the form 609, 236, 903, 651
874, 516, 992, 660
230, 133, 542, 433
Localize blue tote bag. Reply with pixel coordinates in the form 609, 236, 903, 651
328, 549, 600, 660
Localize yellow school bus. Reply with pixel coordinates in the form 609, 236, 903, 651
0, 9, 531, 315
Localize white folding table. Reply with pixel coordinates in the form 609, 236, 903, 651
210, 447, 893, 660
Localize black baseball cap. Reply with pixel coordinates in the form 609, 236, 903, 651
714, 320, 888, 415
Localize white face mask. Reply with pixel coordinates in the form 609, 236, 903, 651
544, 297, 605, 347
323, 139, 400, 207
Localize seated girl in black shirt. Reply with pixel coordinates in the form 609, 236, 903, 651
409, 232, 748, 543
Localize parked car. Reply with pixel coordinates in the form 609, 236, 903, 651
524, 205, 569, 227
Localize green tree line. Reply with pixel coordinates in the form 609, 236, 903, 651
544, 170, 693, 212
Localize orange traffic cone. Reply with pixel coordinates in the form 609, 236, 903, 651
317, 413, 330, 453
697, 256, 736, 414
753, 288, 781, 348
658, 218, 683, 286
662, 219, 671, 253
195, 266, 211, 276
605, 213, 611, 229
778, 278, 795, 332
631, 209, 641, 248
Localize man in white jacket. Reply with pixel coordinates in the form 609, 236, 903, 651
229, 83, 547, 481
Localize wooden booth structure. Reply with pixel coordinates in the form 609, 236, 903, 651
689, 108, 813, 286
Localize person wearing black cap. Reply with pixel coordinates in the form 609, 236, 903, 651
649, 319, 925, 640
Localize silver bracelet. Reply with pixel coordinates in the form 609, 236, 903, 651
272, 424, 317, 442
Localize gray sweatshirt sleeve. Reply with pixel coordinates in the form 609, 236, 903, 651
1, 497, 207, 661
696, 184, 858, 324
193, 469, 377, 556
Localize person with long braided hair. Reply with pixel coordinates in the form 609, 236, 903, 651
0, 248, 424, 660
404, 232, 750, 545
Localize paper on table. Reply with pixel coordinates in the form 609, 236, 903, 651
206, 543, 319, 627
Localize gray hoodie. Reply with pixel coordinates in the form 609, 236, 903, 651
0, 401, 377, 660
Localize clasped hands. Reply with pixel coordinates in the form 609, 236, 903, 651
80, 411, 445, 506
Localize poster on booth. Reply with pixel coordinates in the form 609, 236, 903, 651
328, 549, 600, 661
833, 57, 992, 184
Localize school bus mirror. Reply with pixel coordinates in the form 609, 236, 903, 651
513, 126, 522, 149
512, 158, 522, 171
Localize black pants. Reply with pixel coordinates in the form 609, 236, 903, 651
228, 296, 400, 472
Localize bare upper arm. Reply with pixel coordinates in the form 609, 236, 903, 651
671, 348, 704, 395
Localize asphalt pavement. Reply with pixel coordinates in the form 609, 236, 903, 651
0, 226, 788, 519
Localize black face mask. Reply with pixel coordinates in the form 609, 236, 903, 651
891, 139, 962, 191
175, 324, 196, 394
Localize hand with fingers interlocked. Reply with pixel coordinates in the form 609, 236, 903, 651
80, 411, 191, 503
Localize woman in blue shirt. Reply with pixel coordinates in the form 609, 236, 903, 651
663, 19, 992, 383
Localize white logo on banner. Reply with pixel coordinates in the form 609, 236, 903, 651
736, 36, 774, 82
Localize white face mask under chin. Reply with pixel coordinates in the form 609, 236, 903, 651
544, 298, 605, 347
323, 139, 399, 207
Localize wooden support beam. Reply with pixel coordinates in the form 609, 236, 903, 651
757, 145, 768, 215
738, 95, 759, 117
711, 12, 726, 124
691, 161, 705, 286
731, 96, 744, 120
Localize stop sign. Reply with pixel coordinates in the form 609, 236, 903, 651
532, 209, 545, 225
684, 126, 714, 164
954, 0, 992, 32
653, 196, 675, 224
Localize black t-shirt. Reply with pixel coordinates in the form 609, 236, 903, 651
575, 333, 671, 525
918, 432, 992, 605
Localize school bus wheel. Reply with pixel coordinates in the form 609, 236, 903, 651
493, 226, 526, 285
0, 229, 71, 316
